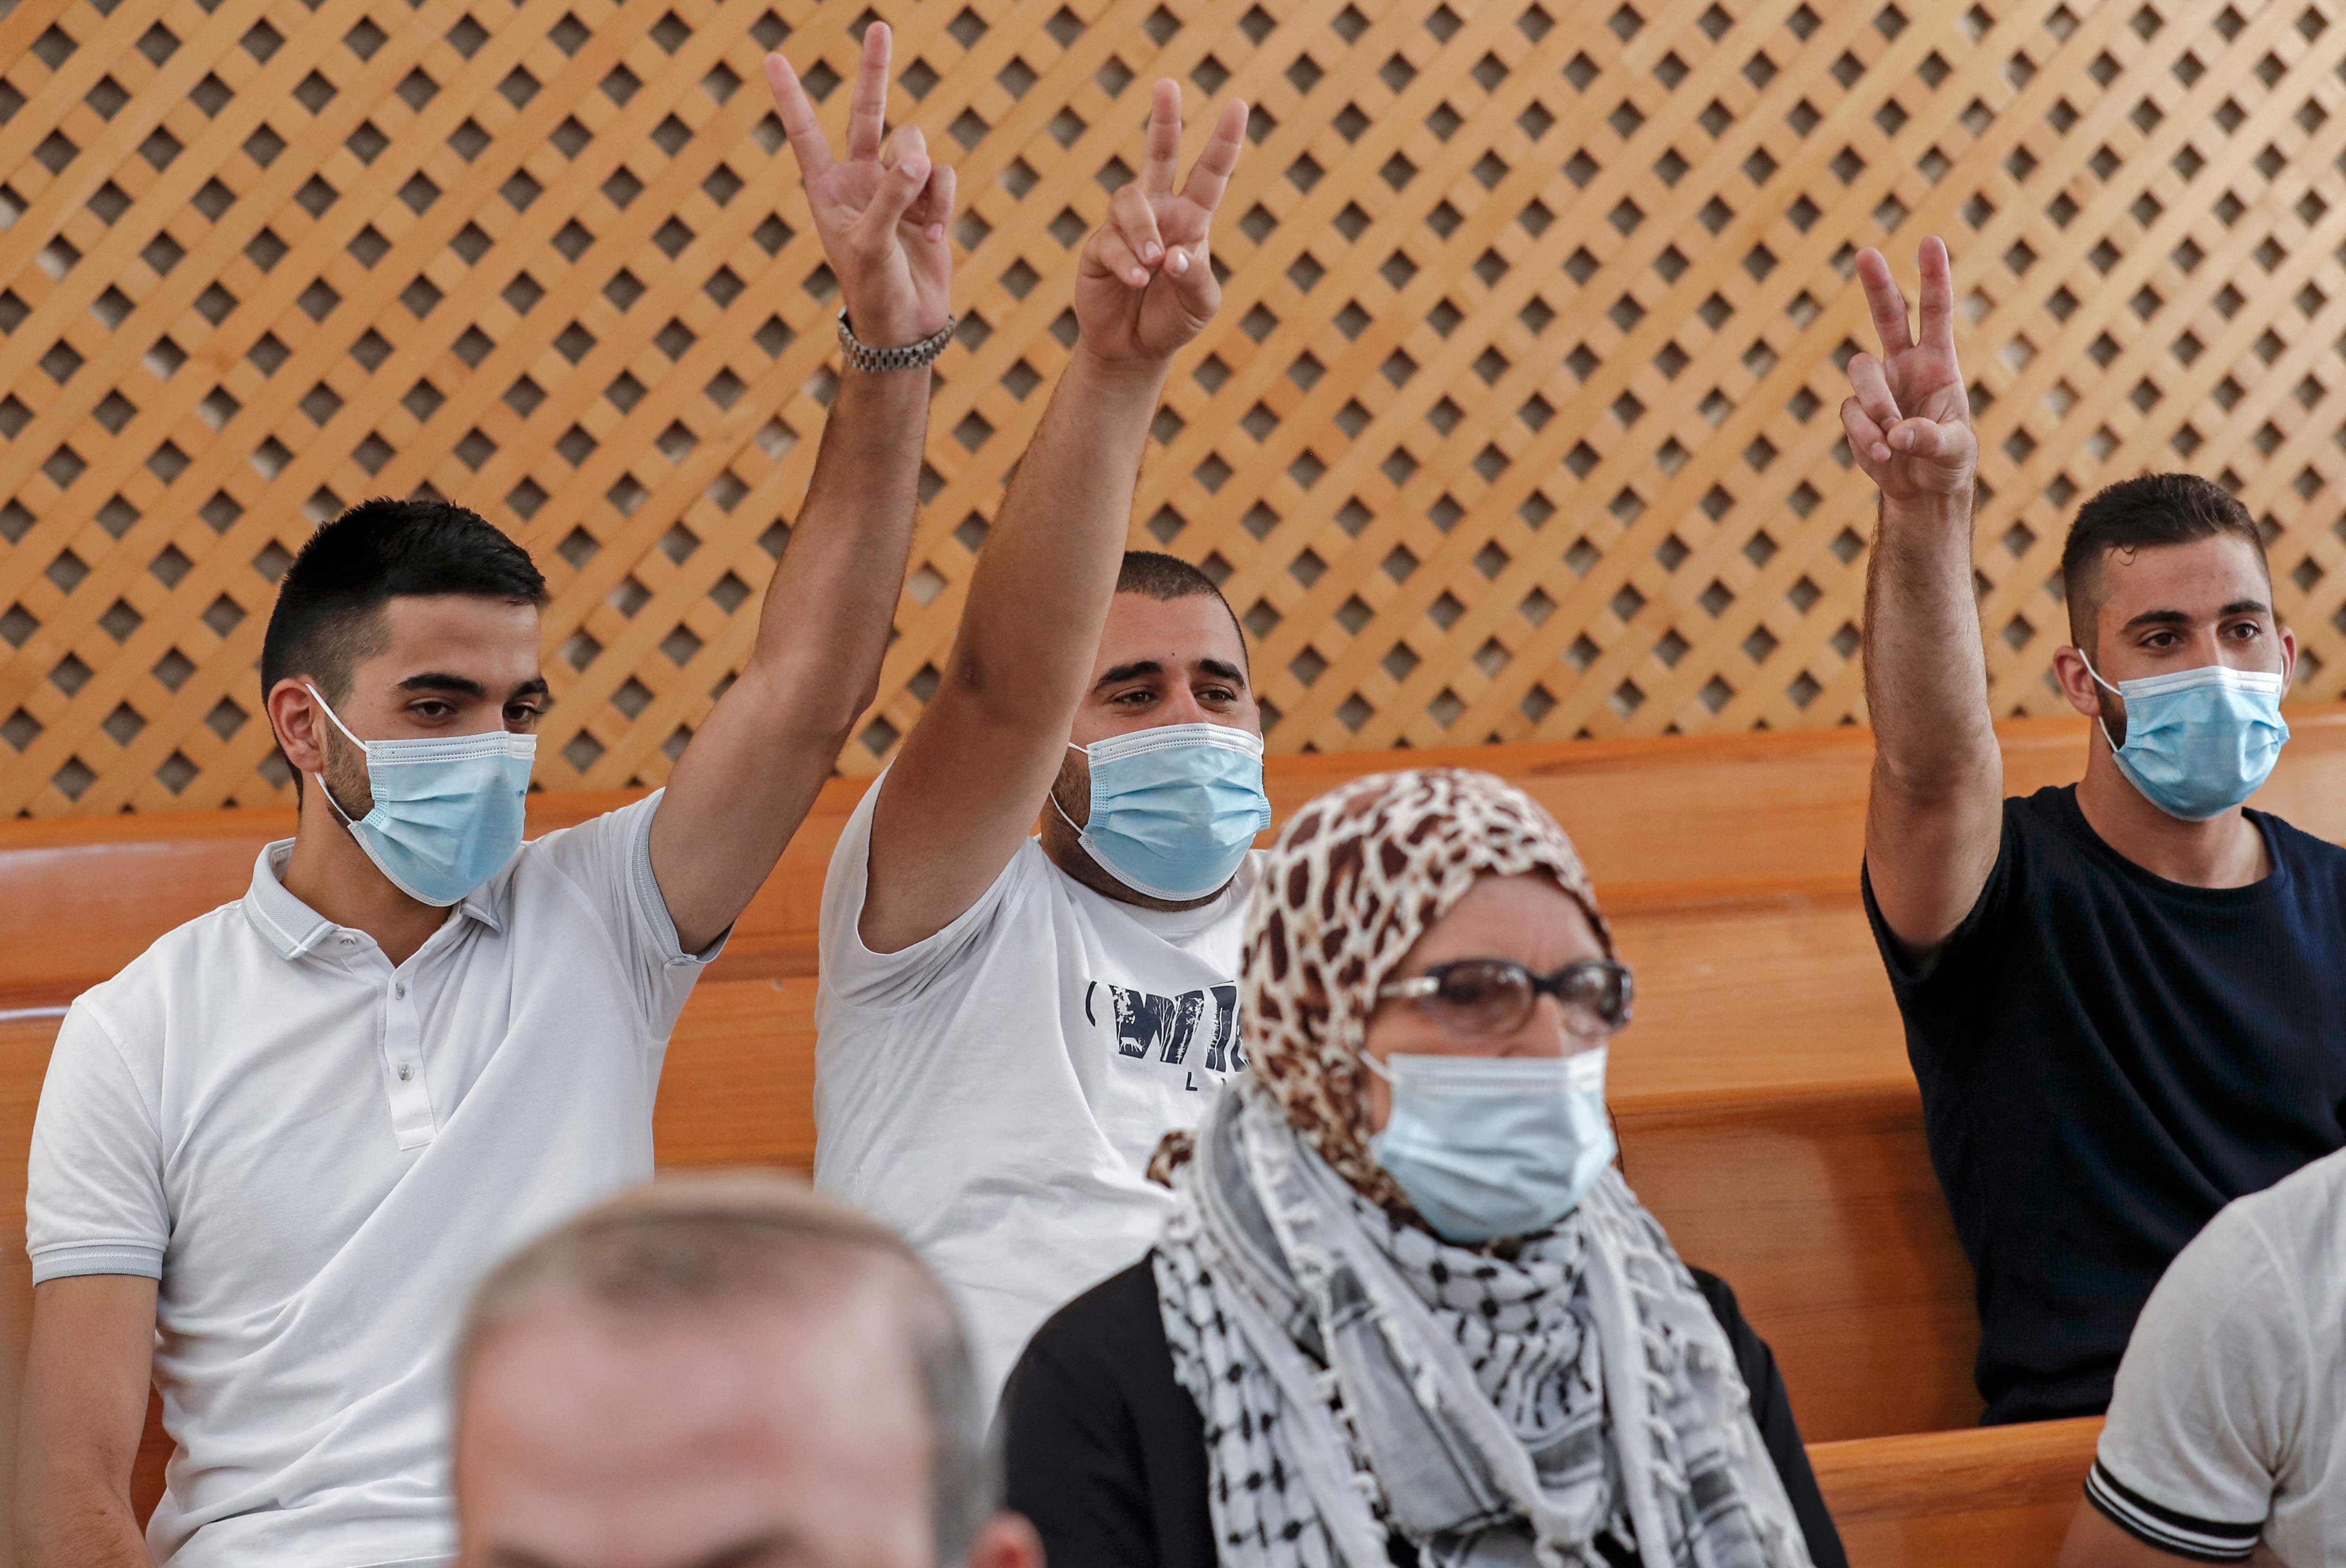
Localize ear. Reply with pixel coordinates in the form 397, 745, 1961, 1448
2048, 645, 2104, 721
267, 678, 333, 778
2281, 623, 2300, 689
962, 1510, 1045, 1568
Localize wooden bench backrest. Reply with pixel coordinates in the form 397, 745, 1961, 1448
1810, 1416, 2103, 1568
0, 708, 2161, 1009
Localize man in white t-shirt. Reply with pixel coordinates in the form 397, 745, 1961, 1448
17, 30, 955, 1567
814, 81, 1261, 1397
2057, 1144, 2346, 1567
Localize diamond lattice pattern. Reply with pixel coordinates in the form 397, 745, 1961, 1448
2, 0, 2344, 814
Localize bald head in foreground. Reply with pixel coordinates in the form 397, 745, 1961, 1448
452, 1173, 1044, 1568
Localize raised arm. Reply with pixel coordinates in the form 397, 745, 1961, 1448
1846, 237, 2000, 951
647, 24, 955, 954
17, 1275, 159, 1567
855, 84, 1249, 954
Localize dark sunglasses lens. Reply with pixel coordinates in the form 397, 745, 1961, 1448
1431, 961, 1534, 1034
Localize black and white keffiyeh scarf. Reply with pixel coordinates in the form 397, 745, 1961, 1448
1154, 1083, 1811, 1568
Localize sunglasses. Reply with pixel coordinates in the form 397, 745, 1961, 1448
1376, 958, 1635, 1039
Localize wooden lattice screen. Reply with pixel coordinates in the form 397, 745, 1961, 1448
3, 0, 2345, 815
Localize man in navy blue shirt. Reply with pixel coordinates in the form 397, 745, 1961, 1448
1840, 236, 2346, 1424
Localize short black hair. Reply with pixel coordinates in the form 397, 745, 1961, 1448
1115, 550, 1246, 665
260, 498, 547, 707
2060, 474, 2269, 652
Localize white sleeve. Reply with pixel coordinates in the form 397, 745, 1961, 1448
816, 771, 1031, 1010
2087, 1201, 2302, 1563
526, 790, 725, 1035
25, 999, 167, 1283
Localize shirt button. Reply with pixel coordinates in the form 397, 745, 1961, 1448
338, 934, 357, 948
398, 1064, 414, 1081
393, 981, 406, 999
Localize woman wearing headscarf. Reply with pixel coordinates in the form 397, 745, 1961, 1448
1000, 767, 1844, 1568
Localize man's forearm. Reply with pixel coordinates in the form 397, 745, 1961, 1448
740, 362, 931, 733
946, 349, 1170, 720
20, 1479, 151, 1567
1863, 489, 1999, 794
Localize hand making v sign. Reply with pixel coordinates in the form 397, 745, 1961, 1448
763, 23, 954, 348
1074, 81, 1249, 364
1843, 236, 1980, 509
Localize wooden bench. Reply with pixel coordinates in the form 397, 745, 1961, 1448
21, 710, 2341, 1556
1811, 1415, 2103, 1567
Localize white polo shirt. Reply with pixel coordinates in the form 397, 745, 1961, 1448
26, 792, 718, 1568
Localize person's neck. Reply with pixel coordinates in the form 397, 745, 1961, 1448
279, 793, 450, 966
1037, 822, 1230, 913
2073, 743, 2272, 889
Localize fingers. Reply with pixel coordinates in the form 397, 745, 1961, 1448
1842, 396, 1890, 468
1179, 98, 1249, 214
1888, 417, 1951, 458
1108, 183, 1165, 282
1085, 220, 1150, 289
1915, 234, 1955, 354
858, 123, 932, 240
763, 54, 833, 181
1141, 80, 1183, 196
905, 160, 955, 241
845, 21, 890, 163
1854, 246, 1914, 356
1847, 350, 1902, 430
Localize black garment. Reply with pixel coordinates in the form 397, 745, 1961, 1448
1001, 1256, 1848, 1568
1862, 784, 2346, 1425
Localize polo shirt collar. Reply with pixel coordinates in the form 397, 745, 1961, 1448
241, 839, 508, 961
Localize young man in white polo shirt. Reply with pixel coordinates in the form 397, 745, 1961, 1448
813, 82, 1263, 1398
2058, 1143, 2346, 1567
17, 29, 954, 1567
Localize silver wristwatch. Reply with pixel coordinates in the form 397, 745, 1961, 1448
836, 309, 956, 373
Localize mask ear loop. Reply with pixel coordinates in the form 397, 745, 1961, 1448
302, 684, 371, 830
2074, 650, 2128, 755
1046, 740, 1089, 838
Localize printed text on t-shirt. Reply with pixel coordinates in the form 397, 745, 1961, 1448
1085, 980, 1247, 1085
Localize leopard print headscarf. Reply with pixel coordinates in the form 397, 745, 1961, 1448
1156, 767, 1607, 1214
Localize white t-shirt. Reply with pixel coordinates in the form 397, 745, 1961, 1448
2088, 1144, 2346, 1566
26, 793, 718, 1568
814, 776, 1255, 1396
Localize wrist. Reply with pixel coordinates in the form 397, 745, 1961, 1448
1067, 342, 1174, 393
1880, 484, 1975, 530
839, 299, 945, 350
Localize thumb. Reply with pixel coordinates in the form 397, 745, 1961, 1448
1168, 240, 1217, 318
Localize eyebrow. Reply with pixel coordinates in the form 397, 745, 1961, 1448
1095, 657, 1250, 691
1094, 660, 1162, 689
395, 672, 551, 701
2120, 598, 2271, 632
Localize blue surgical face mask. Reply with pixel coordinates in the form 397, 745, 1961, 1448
2080, 654, 2289, 822
1053, 722, 1272, 901
308, 685, 536, 907
1366, 1049, 1615, 1245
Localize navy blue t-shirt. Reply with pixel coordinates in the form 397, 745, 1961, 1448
1863, 784, 2346, 1424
